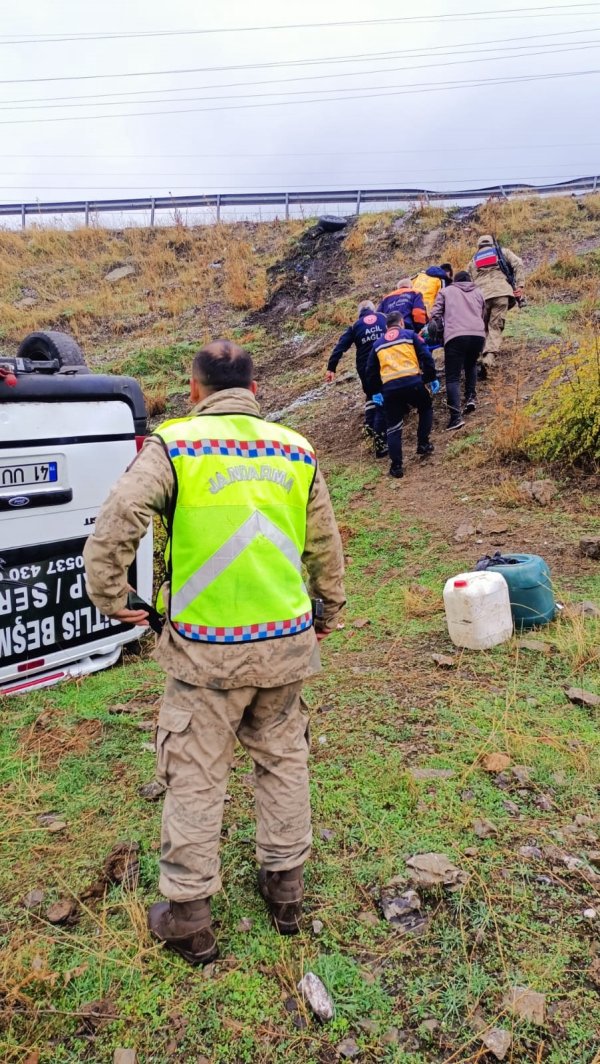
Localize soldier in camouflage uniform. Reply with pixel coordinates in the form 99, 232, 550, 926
468, 235, 525, 369
84, 341, 346, 965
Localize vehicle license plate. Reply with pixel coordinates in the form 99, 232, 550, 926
0, 460, 58, 490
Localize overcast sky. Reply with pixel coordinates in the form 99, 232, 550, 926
0, 0, 599, 210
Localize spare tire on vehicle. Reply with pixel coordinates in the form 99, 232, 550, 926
17, 330, 88, 371
317, 215, 348, 233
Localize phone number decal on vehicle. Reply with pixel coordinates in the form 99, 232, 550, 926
0, 538, 133, 668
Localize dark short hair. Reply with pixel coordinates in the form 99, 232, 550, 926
454, 270, 471, 282
386, 311, 403, 327
440, 262, 453, 276
193, 340, 254, 391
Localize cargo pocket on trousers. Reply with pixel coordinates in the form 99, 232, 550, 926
299, 696, 311, 751
156, 705, 192, 785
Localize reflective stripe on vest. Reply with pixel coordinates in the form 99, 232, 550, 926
376, 334, 421, 384
154, 412, 316, 643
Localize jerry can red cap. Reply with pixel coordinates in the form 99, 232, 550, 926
454, 579, 468, 587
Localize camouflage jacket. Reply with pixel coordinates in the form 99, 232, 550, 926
83, 388, 346, 689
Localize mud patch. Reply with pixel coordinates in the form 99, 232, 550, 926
251, 222, 352, 328
20, 712, 102, 769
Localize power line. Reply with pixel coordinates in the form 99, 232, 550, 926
0, 23, 597, 86
0, 4, 599, 45
0, 140, 597, 159
4, 36, 600, 111
0, 66, 598, 126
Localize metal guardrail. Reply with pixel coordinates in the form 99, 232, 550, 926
0, 175, 598, 227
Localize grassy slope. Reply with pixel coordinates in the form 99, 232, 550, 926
1, 196, 600, 1063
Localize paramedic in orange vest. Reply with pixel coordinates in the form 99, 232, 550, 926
367, 313, 440, 479
377, 278, 428, 332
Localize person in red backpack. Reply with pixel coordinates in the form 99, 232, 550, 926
468, 235, 524, 370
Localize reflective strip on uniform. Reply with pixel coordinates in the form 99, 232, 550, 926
167, 437, 316, 466
170, 510, 304, 617
173, 610, 313, 643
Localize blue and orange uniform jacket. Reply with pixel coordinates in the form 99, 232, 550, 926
327, 309, 388, 376
367, 327, 437, 396
377, 287, 428, 331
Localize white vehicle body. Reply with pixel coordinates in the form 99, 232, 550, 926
0, 366, 152, 694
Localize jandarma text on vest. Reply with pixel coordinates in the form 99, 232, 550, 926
208, 464, 295, 495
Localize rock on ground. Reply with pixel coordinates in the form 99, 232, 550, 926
482, 1027, 512, 1060
114, 1052, 137, 1064
480, 752, 511, 772
519, 479, 556, 505
297, 972, 334, 1021
337, 1037, 360, 1058
453, 521, 476, 542
580, 536, 600, 560
105, 265, 136, 283
504, 985, 546, 1025
406, 852, 467, 888
566, 687, 600, 708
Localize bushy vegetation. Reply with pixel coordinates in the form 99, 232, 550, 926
526, 336, 600, 469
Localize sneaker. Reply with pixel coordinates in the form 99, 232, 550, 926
446, 414, 465, 431
417, 442, 435, 456
464, 396, 476, 414
389, 465, 404, 478
477, 363, 488, 381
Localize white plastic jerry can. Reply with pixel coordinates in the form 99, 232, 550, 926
443, 571, 513, 650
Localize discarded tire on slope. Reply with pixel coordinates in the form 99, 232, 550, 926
17, 330, 88, 370
317, 215, 348, 233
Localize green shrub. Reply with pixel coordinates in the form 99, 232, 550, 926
526, 338, 600, 468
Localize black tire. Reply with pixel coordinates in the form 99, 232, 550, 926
17, 330, 88, 370
317, 215, 348, 233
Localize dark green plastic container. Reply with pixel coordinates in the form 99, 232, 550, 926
488, 553, 555, 630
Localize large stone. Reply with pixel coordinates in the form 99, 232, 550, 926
482, 1028, 512, 1060
566, 687, 600, 709
453, 521, 476, 543
580, 536, 600, 560
297, 972, 334, 1021
480, 752, 511, 773
504, 986, 545, 1025
406, 852, 467, 889
520, 479, 556, 506
105, 265, 136, 283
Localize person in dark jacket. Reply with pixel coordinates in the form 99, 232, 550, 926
367, 312, 439, 479
326, 300, 388, 457
429, 270, 486, 430
377, 279, 428, 332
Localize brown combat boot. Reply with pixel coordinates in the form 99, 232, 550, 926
147, 898, 218, 965
258, 866, 304, 934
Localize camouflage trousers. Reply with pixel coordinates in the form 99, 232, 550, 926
482, 296, 510, 363
156, 675, 312, 901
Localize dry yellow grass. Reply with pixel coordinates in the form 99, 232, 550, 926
0, 220, 302, 354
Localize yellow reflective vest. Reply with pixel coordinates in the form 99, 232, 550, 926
412, 271, 443, 313
154, 413, 316, 643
